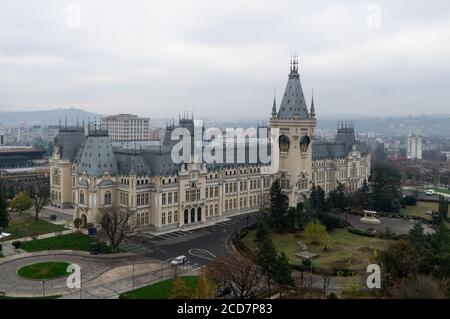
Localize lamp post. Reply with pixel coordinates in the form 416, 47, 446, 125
132, 264, 135, 289
41, 280, 46, 297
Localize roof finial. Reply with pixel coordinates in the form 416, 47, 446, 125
310, 89, 315, 118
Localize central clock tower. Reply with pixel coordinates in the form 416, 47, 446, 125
270, 57, 316, 206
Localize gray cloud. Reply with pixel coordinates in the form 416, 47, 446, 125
0, 0, 449, 118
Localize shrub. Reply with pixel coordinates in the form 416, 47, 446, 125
304, 221, 329, 245
12, 241, 21, 249
317, 213, 348, 231
402, 195, 417, 206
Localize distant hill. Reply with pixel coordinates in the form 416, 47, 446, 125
0, 108, 102, 126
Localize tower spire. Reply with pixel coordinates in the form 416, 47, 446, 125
310, 89, 315, 118
272, 88, 277, 118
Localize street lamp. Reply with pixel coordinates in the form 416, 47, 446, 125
41, 280, 46, 297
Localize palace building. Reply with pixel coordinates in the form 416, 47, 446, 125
49, 61, 371, 230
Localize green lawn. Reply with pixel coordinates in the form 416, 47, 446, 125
433, 188, 450, 195
20, 233, 111, 254
400, 201, 437, 220
1, 215, 66, 241
17, 262, 71, 280
243, 228, 389, 274
119, 276, 199, 299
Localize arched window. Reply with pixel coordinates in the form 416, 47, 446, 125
104, 192, 112, 205
197, 207, 202, 222
79, 191, 85, 205
300, 135, 311, 152
168, 211, 172, 224
184, 209, 189, 224
279, 135, 290, 152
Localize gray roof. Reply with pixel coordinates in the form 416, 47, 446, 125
312, 142, 350, 160
277, 65, 310, 120
54, 119, 365, 177
54, 128, 86, 161
78, 134, 118, 176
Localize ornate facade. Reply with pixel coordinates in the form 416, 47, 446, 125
49, 62, 370, 230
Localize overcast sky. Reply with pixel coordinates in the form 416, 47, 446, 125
1, 0, 449, 118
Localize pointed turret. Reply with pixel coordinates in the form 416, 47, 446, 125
310, 90, 315, 118
271, 90, 277, 118
276, 54, 309, 120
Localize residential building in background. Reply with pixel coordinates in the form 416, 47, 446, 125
101, 114, 150, 142
407, 133, 423, 160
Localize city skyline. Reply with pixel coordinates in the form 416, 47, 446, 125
1, 1, 450, 117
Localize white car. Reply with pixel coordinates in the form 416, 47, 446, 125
425, 189, 435, 196
170, 255, 187, 266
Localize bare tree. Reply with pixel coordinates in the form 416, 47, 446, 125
97, 206, 135, 253
205, 252, 264, 299
32, 191, 50, 221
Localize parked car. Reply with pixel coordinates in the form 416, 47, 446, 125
425, 189, 435, 196
170, 255, 187, 266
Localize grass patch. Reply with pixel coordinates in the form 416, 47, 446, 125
1, 215, 66, 241
433, 188, 450, 195
17, 262, 71, 280
119, 276, 198, 299
20, 233, 111, 253
400, 201, 437, 220
243, 228, 389, 274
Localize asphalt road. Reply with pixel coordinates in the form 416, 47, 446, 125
123, 212, 260, 268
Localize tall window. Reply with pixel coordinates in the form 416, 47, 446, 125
168, 211, 172, 224
104, 192, 112, 205
79, 191, 85, 205
162, 213, 166, 225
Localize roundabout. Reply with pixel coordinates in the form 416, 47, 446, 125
17, 262, 71, 280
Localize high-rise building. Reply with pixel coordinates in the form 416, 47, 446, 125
407, 133, 422, 160
101, 114, 150, 142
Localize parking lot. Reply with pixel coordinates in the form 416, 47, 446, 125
120, 212, 260, 267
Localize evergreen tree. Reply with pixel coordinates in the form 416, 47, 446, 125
328, 182, 347, 210
269, 180, 288, 232
0, 183, 9, 228
286, 207, 298, 232
408, 223, 427, 250
360, 179, 369, 209
255, 236, 278, 293
273, 251, 294, 286
255, 219, 269, 243
438, 195, 449, 221
371, 161, 402, 213
309, 184, 326, 213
